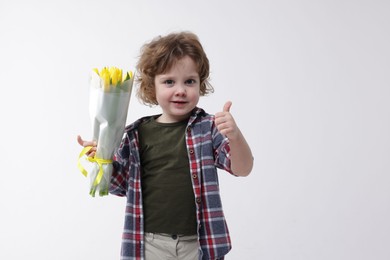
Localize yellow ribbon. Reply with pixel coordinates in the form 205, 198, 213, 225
77, 146, 113, 186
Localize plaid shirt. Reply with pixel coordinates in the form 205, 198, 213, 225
110, 107, 234, 260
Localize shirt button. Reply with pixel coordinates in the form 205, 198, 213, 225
192, 174, 197, 179
189, 149, 194, 154
196, 198, 201, 204
172, 234, 177, 240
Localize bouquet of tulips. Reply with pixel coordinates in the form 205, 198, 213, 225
78, 67, 133, 196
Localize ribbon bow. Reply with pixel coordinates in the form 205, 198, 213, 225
77, 146, 113, 187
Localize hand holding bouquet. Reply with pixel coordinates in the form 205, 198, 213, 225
78, 67, 133, 196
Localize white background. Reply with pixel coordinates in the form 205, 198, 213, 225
0, 0, 389, 259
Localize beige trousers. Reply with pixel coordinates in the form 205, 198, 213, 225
144, 233, 199, 260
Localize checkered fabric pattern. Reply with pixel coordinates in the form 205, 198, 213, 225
110, 107, 234, 260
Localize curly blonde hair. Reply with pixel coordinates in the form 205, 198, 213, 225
136, 31, 214, 105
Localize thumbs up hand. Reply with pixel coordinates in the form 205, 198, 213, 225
215, 101, 254, 176
215, 101, 239, 140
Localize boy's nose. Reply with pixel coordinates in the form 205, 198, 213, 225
175, 85, 186, 95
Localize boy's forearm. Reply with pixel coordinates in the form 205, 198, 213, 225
229, 130, 253, 176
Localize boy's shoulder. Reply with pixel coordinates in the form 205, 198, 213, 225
192, 107, 215, 121
188, 107, 217, 132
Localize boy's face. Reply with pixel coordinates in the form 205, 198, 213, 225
154, 56, 200, 123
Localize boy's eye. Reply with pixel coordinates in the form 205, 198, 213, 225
185, 79, 196, 85
164, 80, 174, 85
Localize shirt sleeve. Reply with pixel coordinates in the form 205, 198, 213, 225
211, 119, 234, 175
110, 134, 130, 197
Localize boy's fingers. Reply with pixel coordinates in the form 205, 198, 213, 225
77, 135, 84, 146
77, 135, 96, 147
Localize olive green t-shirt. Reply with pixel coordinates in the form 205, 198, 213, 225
138, 116, 197, 235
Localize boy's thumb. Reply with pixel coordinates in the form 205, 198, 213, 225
223, 101, 232, 112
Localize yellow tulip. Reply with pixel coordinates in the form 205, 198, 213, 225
99, 67, 111, 91
109, 67, 122, 85
92, 66, 133, 91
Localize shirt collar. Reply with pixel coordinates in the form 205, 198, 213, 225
125, 106, 205, 132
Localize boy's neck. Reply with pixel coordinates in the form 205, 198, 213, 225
156, 113, 192, 124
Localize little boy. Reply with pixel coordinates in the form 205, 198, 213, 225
78, 31, 253, 260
